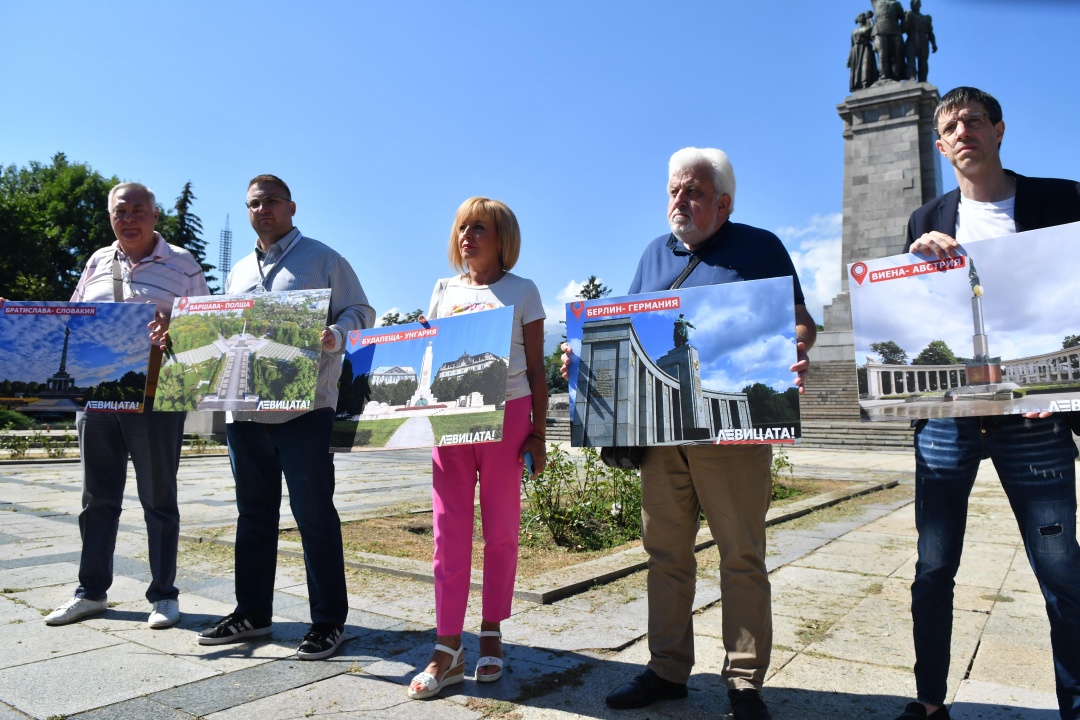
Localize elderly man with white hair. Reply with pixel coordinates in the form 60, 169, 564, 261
593, 148, 816, 720
43, 181, 209, 629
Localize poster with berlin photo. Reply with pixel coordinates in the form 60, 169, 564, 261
0, 300, 154, 414
332, 306, 514, 451
155, 289, 331, 412
565, 278, 801, 447
850, 221, 1080, 421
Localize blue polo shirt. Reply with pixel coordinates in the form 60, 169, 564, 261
628, 221, 805, 304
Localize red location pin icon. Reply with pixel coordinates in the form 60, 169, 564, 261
850, 262, 868, 286
570, 301, 585, 319
349, 330, 361, 347
178, 297, 189, 311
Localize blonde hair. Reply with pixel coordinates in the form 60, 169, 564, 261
447, 197, 521, 273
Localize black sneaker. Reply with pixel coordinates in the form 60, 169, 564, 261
297, 622, 345, 660
197, 612, 272, 645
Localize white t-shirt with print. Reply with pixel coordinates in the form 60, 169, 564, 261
427, 272, 545, 401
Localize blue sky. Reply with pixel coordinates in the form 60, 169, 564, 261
0, 304, 154, 386
566, 277, 797, 395
346, 305, 513, 377
852, 221, 1080, 366
4, 0, 1079, 355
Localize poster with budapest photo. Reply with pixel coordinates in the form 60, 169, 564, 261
850, 221, 1080, 421
0, 300, 154, 414
332, 306, 513, 451
565, 278, 801, 447
155, 289, 331, 412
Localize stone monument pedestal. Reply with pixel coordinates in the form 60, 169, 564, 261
803, 81, 942, 426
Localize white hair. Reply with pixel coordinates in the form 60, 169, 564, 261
108, 182, 156, 211
668, 147, 736, 214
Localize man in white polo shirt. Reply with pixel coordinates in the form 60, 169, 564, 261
44, 182, 209, 629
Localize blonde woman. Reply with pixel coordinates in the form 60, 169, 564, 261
408, 197, 547, 699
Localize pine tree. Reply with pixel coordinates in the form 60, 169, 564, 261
171, 182, 218, 292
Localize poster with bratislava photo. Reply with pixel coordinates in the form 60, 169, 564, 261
0, 300, 154, 413
332, 306, 514, 451
155, 289, 331, 412
565, 278, 801, 447
850, 221, 1080, 421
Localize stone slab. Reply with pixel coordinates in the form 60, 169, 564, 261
950, 680, 1059, 719
0, 614, 124, 669
0, 641, 218, 718
149, 654, 359, 717
204, 672, 481, 719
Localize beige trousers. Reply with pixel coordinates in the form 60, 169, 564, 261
641, 444, 773, 690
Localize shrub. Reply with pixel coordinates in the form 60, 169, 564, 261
521, 445, 642, 551
0, 409, 33, 430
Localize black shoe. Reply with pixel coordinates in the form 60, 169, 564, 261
605, 668, 688, 709
729, 688, 772, 720
895, 701, 950, 719
297, 622, 345, 660
197, 611, 272, 645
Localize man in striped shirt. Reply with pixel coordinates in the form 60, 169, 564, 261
44, 182, 210, 630
197, 174, 375, 661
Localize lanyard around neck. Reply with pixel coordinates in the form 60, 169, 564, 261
256, 232, 301, 290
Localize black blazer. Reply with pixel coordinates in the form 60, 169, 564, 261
903, 170, 1080, 432
905, 170, 1080, 249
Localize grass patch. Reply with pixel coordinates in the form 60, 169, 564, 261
284, 510, 643, 579
796, 618, 832, 645
428, 411, 504, 442
288, 473, 844, 581
770, 483, 913, 535
331, 417, 408, 449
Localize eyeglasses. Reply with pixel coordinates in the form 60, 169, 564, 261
937, 112, 990, 140
246, 195, 290, 211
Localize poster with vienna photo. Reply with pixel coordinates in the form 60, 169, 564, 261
332, 306, 513, 451
565, 278, 801, 447
0, 300, 154, 414
850, 221, 1080, 420
155, 289, 331, 412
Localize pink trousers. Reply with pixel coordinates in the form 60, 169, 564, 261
431, 395, 531, 635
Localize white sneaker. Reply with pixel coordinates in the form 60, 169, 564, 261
148, 599, 180, 629
44, 596, 108, 626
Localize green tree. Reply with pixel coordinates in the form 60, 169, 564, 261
912, 340, 958, 366
546, 274, 612, 395
741, 383, 799, 425
0, 153, 118, 300
1064, 335, 1080, 350
380, 309, 424, 326
578, 275, 611, 300
167, 181, 217, 292
870, 340, 908, 365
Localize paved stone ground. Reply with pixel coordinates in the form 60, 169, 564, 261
0, 446, 1067, 719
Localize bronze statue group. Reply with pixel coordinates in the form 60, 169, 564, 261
849, 0, 937, 92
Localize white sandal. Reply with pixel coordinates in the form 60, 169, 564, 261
407, 643, 465, 699
475, 629, 504, 683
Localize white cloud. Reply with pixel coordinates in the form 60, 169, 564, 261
777, 213, 842, 325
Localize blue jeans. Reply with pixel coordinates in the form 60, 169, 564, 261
912, 416, 1080, 718
76, 397, 185, 603
227, 409, 347, 626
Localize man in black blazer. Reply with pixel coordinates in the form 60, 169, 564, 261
896, 87, 1080, 720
